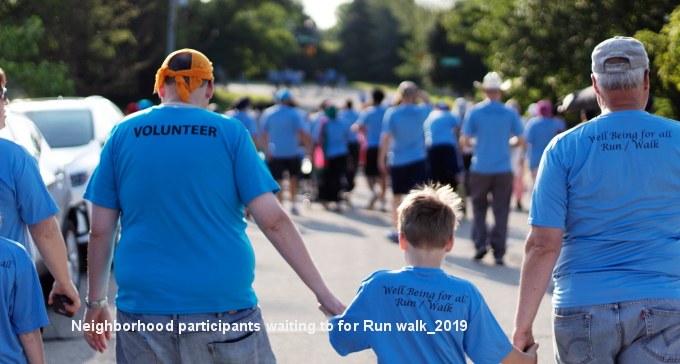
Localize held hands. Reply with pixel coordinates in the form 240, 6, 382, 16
49, 280, 81, 315
512, 328, 536, 352
316, 292, 346, 319
83, 307, 112, 353
524, 342, 539, 364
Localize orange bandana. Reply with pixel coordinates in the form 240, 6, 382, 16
153, 49, 214, 103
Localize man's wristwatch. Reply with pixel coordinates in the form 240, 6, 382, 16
86, 297, 108, 309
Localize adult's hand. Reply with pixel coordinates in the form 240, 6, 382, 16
512, 328, 535, 352
48, 279, 81, 315
83, 307, 112, 353
317, 291, 346, 317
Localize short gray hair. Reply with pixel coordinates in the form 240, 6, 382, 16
593, 59, 647, 91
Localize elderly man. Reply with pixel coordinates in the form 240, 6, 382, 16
82, 49, 344, 362
513, 37, 680, 363
460, 72, 524, 265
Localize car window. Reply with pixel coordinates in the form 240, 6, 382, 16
23, 109, 94, 148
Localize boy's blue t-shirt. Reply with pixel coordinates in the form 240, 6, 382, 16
529, 111, 680, 308
225, 110, 259, 137
383, 104, 433, 166
524, 116, 558, 169
340, 109, 359, 143
0, 139, 59, 256
329, 267, 513, 364
84, 105, 280, 314
461, 101, 524, 174
316, 118, 350, 159
260, 105, 305, 158
0, 237, 49, 364
356, 106, 387, 148
424, 109, 461, 148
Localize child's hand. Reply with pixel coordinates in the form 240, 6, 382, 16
318, 304, 335, 320
525, 342, 539, 364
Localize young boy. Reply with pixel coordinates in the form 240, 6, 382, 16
327, 184, 538, 363
1, 236, 49, 364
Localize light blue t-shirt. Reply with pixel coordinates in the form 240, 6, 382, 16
424, 109, 461, 148
84, 104, 280, 314
529, 110, 680, 308
0, 237, 49, 364
340, 109, 359, 143
356, 106, 387, 148
383, 104, 433, 166
0, 139, 59, 256
315, 117, 350, 159
260, 105, 306, 158
225, 110, 259, 137
461, 101, 524, 174
524, 116, 558, 169
329, 267, 513, 364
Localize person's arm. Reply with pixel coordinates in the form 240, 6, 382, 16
298, 128, 311, 155
513, 226, 563, 350
377, 132, 392, 176
502, 343, 539, 364
459, 135, 471, 149
18, 329, 45, 364
418, 90, 431, 104
28, 216, 81, 313
247, 192, 346, 315
83, 204, 119, 353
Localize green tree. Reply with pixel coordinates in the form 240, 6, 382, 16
0, 15, 74, 97
636, 5, 680, 118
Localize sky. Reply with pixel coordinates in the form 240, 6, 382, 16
300, 0, 454, 30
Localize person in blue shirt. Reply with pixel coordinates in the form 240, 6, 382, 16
379, 81, 432, 242
261, 88, 310, 215
460, 72, 524, 265
340, 99, 360, 200
315, 104, 351, 211
0, 236, 49, 364
514, 37, 680, 364
0, 69, 81, 315
523, 100, 558, 181
424, 101, 464, 191
226, 96, 260, 150
353, 89, 388, 211
326, 184, 538, 364
82, 50, 345, 362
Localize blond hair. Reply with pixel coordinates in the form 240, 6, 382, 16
397, 183, 463, 249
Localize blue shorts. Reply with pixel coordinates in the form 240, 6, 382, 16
390, 160, 428, 195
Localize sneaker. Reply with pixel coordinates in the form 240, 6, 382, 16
384, 229, 399, 243
495, 258, 504, 266
367, 193, 378, 210
473, 249, 487, 260
290, 206, 299, 216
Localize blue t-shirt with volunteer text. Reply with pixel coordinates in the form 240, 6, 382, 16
356, 106, 387, 148
340, 109, 359, 143
316, 117, 350, 159
383, 104, 433, 166
524, 116, 558, 169
424, 109, 461, 148
0, 237, 49, 364
225, 110, 259, 137
529, 111, 680, 308
84, 104, 280, 314
260, 105, 306, 158
0, 139, 59, 257
461, 101, 524, 174
329, 267, 513, 364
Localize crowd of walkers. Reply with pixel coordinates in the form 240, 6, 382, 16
2, 36, 680, 364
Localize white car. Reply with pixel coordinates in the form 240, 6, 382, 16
0, 112, 82, 288
10, 96, 124, 245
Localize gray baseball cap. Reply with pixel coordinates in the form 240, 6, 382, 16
592, 36, 648, 73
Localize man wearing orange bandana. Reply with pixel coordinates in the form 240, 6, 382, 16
82, 49, 346, 362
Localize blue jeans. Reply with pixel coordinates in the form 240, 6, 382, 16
553, 298, 680, 364
116, 306, 276, 364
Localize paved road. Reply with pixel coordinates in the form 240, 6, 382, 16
42, 84, 555, 363
42, 177, 554, 363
